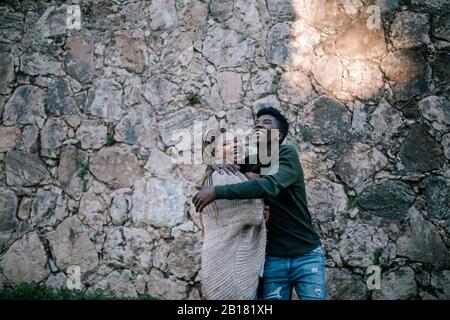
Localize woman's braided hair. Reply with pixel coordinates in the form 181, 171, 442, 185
197, 129, 222, 239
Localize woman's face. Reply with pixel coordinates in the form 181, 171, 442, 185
215, 131, 245, 164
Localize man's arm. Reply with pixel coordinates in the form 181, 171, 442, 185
214, 146, 299, 199
193, 145, 299, 212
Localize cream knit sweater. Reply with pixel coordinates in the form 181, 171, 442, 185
201, 171, 267, 300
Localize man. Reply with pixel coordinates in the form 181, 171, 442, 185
193, 107, 326, 300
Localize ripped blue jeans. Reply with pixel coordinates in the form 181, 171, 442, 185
260, 245, 326, 300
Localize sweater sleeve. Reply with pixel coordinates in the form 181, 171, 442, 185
214, 145, 299, 199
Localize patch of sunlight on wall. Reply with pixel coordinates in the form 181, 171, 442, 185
285, 0, 414, 102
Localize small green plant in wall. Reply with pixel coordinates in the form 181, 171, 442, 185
79, 161, 89, 192
186, 91, 201, 105
106, 132, 114, 146
372, 248, 383, 265
106, 126, 115, 146
348, 196, 359, 209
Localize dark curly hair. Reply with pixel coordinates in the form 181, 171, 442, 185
256, 107, 289, 143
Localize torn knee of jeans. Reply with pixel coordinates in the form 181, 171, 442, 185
265, 286, 283, 299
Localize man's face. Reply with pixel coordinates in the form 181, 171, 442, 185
253, 114, 281, 144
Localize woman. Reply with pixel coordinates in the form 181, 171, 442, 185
198, 129, 267, 300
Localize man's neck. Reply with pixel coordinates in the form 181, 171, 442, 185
256, 141, 279, 166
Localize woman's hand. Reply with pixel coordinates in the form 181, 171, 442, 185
263, 205, 270, 223
245, 172, 260, 180
211, 164, 241, 175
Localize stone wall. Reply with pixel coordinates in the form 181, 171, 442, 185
0, 0, 449, 300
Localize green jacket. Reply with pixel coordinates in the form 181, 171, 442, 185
214, 144, 321, 257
